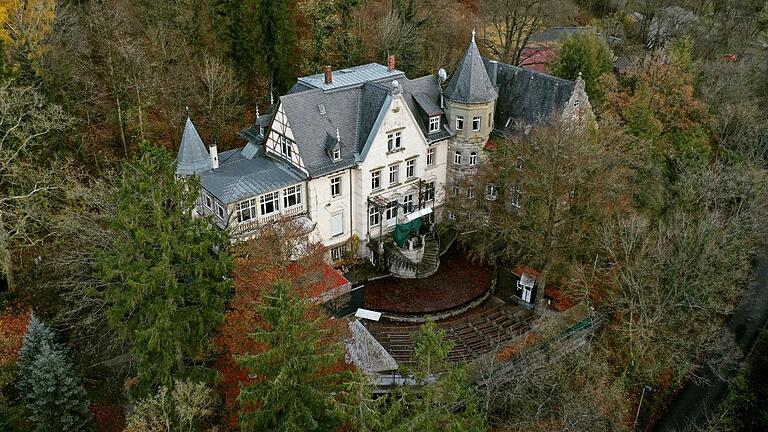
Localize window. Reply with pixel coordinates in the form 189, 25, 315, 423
403, 193, 414, 213
405, 159, 415, 179
237, 198, 257, 223
472, 116, 481, 131
332, 146, 341, 161
505, 118, 513, 128
330, 245, 347, 261
511, 183, 522, 208
260, 192, 280, 215
469, 152, 477, 166
467, 185, 474, 199
389, 164, 399, 184
369, 206, 380, 227
385, 201, 398, 226
486, 184, 499, 201
456, 115, 464, 130
453, 151, 462, 165
387, 131, 402, 152
331, 213, 343, 237
371, 169, 381, 190
452, 184, 459, 196
424, 181, 435, 201
204, 194, 212, 209
283, 185, 302, 208
216, 203, 225, 220
426, 147, 435, 166
280, 136, 292, 158
448, 211, 456, 220
330, 176, 342, 197
429, 116, 440, 132
574, 98, 581, 107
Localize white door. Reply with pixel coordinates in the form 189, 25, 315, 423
522, 286, 532, 303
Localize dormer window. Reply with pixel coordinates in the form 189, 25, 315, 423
429, 116, 440, 132
387, 131, 402, 152
332, 146, 341, 161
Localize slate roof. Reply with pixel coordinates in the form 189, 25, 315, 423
176, 117, 212, 176
485, 59, 575, 136
279, 72, 448, 177
444, 35, 497, 104
199, 147, 306, 204
297, 63, 404, 91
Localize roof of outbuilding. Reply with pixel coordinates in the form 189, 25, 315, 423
176, 117, 212, 176
486, 59, 574, 135
199, 147, 306, 204
444, 34, 498, 104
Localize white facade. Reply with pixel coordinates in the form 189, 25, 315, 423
298, 92, 449, 256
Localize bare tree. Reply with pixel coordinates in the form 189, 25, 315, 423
477, 0, 544, 66
0, 82, 72, 293
196, 54, 245, 148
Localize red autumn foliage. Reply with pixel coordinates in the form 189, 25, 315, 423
90, 402, 125, 432
496, 333, 540, 362
213, 218, 350, 428
544, 286, 578, 312
0, 306, 32, 366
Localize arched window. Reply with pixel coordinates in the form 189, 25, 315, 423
469, 152, 477, 165
454, 151, 462, 165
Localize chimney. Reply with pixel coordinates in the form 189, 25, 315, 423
387, 54, 396, 72
324, 65, 333, 85
209, 144, 219, 169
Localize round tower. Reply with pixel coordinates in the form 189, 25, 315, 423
443, 31, 497, 184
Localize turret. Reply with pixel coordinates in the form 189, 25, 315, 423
176, 116, 212, 177
444, 32, 498, 181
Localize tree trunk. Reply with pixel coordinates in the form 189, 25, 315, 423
115, 93, 128, 156
135, 84, 145, 141
0, 212, 16, 293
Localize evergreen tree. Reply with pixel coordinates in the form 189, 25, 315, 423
213, 0, 260, 80
17, 317, 91, 432
237, 282, 348, 432
256, 0, 297, 94
550, 32, 613, 101
95, 143, 233, 390
384, 321, 485, 432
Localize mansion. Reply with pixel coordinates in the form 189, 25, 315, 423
176, 34, 592, 263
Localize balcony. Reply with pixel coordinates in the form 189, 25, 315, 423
230, 203, 308, 239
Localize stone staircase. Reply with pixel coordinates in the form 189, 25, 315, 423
415, 233, 439, 278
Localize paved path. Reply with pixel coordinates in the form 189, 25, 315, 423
652, 249, 768, 431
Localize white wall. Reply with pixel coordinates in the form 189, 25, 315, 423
355, 93, 448, 246
299, 93, 449, 255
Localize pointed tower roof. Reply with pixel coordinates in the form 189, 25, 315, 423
176, 117, 211, 176
444, 31, 497, 104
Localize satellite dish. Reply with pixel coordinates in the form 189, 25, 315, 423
438, 68, 448, 82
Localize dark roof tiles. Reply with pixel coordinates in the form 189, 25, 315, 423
444, 35, 497, 104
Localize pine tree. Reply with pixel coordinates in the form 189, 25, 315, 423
17, 317, 92, 432
384, 321, 485, 432
236, 282, 348, 432
256, 0, 297, 94
95, 142, 233, 390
